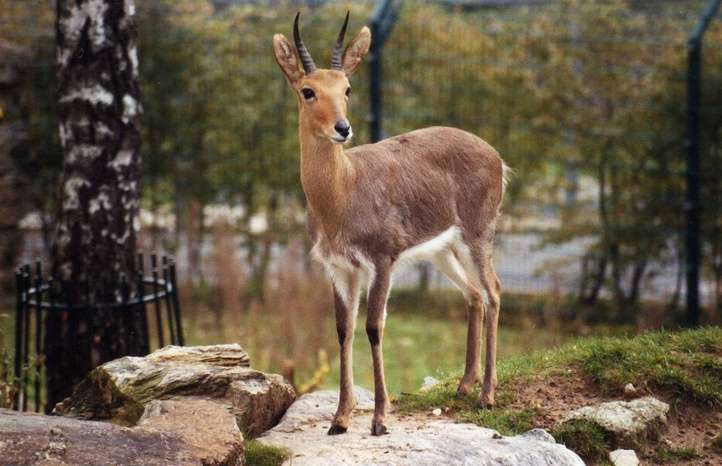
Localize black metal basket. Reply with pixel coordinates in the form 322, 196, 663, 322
12, 253, 184, 412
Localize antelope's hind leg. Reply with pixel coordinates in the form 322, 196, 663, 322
432, 250, 482, 398
328, 269, 361, 435
478, 256, 501, 407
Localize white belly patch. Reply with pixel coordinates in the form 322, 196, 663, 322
397, 226, 461, 265
311, 225, 486, 305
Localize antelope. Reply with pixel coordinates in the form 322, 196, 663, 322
272, 12, 508, 436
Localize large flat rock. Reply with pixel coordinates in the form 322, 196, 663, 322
0, 404, 244, 466
259, 388, 585, 466
54, 344, 295, 437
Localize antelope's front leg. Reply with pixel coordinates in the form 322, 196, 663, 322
328, 271, 361, 435
366, 263, 392, 435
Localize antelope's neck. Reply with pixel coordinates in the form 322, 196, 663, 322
299, 135, 353, 238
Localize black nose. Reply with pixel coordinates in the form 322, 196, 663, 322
334, 120, 351, 138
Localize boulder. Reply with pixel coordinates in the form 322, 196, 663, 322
138, 399, 244, 465
55, 344, 295, 437
561, 396, 669, 448
609, 449, 640, 466
0, 406, 244, 466
258, 387, 585, 466
271, 386, 375, 433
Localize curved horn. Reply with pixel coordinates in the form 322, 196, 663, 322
293, 12, 317, 74
330, 11, 350, 70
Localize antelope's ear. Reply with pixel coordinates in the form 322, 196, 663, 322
273, 33, 304, 85
342, 26, 371, 76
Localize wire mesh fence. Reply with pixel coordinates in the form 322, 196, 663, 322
2, 0, 722, 329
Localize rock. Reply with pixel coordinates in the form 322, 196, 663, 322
259, 388, 585, 465
419, 376, 440, 392
609, 449, 639, 466
519, 428, 557, 444
55, 344, 295, 437
431, 408, 442, 416
561, 396, 669, 447
138, 399, 244, 466
270, 386, 374, 433
0, 407, 244, 465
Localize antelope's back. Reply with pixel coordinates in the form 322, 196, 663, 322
347, 126, 504, 200
345, 126, 505, 239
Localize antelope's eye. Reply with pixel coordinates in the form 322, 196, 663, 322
345, 87, 351, 97
301, 88, 315, 100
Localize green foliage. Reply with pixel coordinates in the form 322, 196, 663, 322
0, 313, 18, 408
4, 0, 722, 310
551, 419, 612, 464
244, 440, 289, 466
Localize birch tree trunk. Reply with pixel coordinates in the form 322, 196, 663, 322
45, 0, 144, 410
0, 41, 29, 295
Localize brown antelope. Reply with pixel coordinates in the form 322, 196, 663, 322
272, 12, 508, 436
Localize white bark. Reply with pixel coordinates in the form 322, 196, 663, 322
60, 84, 115, 106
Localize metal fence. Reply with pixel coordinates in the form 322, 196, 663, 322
12, 254, 183, 413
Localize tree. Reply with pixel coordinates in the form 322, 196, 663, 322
0, 40, 30, 294
44, 0, 145, 410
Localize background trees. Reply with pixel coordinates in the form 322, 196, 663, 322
1, 0, 720, 324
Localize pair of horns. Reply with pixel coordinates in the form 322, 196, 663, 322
293, 11, 349, 74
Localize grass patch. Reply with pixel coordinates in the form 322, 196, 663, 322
550, 419, 612, 463
457, 407, 537, 435
244, 440, 289, 466
396, 327, 722, 443
651, 446, 702, 463
577, 328, 722, 406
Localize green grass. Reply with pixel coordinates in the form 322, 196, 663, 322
244, 440, 289, 466
651, 446, 702, 463
331, 310, 576, 395
550, 419, 612, 463
578, 327, 722, 406
397, 327, 722, 440
182, 299, 587, 395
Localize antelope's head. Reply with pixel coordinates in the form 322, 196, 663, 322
273, 13, 371, 145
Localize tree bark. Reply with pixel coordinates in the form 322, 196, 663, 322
0, 41, 30, 295
45, 0, 144, 411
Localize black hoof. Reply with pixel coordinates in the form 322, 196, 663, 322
371, 422, 389, 436
327, 424, 348, 435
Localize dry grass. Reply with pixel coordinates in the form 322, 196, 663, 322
183, 236, 334, 390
